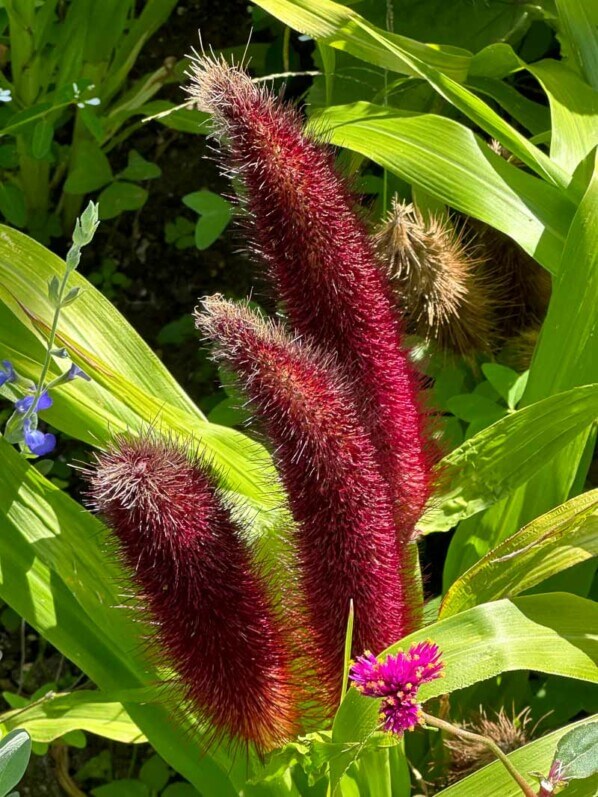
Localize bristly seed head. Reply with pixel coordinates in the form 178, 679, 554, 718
186, 56, 432, 554
85, 432, 300, 752
196, 296, 413, 710
375, 198, 496, 357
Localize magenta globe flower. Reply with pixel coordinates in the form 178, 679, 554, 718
350, 641, 444, 735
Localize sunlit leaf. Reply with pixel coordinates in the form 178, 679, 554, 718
440, 490, 598, 617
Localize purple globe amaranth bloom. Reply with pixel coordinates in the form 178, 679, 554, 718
188, 57, 433, 550
15, 390, 53, 413
23, 419, 56, 456
0, 360, 16, 387
350, 641, 444, 735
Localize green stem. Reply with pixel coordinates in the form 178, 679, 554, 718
420, 712, 536, 797
19, 263, 71, 428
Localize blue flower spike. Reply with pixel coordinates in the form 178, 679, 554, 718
0, 360, 16, 387
15, 390, 53, 414
23, 419, 56, 456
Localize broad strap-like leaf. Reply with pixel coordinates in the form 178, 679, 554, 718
0, 692, 147, 744
435, 715, 598, 796
419, 384, 598, 534
529, 60, 598, 176
253, 0, 568, 188
329, 594, 598, 792
446, 150, 598, 582
307, 102, 573, 273
440, 490, 598, 617
0, 225, 287, 534
555, 0, 598, 91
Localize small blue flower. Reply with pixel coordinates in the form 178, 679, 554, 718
23, 419, 56, 456
67, 363, 91, 381
15, 390, 53, 413
0, 360, 16, 387
0, 89, 12, 103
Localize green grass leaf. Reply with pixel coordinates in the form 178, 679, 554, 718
440, 489, 598, 617
0, 692, 147, 745
435, 716, 597, 796
0, 225, 286, 533
253, 0, 471, 82
419, 384, 598, 534
307, 102, 573, 273
448, 151, 598, 579
530, 60, 598, 176
555, 0, 598, 91
254, 0, 568, 188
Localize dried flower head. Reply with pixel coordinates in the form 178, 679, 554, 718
375, 199, 495, 356
473, 220, 551, 336
196, 296, 413, 708
498, 326, 539, 373
187, 56, 431, 544
350, 641, 444, 735
446, 707, 533, 781
85, 433, 300, 752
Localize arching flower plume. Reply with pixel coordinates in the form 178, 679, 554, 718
85, 433, 300, 752
187, 56, 432, 543
196, 296, 412, 708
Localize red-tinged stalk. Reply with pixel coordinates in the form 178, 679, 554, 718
85, 434, 299, 752
196, 297, 412, 708
187, 57, 432, 544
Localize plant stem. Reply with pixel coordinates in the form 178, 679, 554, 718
420, 711, 536, 797
19, 259, 71, 428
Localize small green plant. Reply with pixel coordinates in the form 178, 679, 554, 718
164, 190, 232, 251
0, 729, 31, 797
0, 1, 198, 240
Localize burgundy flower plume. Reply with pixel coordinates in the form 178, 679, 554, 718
187, 57, 432, 542
85, 434, 299, 752
196, 297, 411, 708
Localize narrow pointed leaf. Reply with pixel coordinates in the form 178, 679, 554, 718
307, 103, 573, 273
441, 490, 598, 617
419, 384, 598, 534
329, 594, 597, 792
0, 692, 147, 744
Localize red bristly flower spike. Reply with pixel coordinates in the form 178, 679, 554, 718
187, 57, 432, 544
196, 297, 411, 709
85, 434, 300, 752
